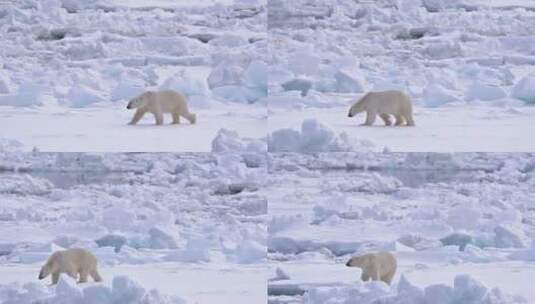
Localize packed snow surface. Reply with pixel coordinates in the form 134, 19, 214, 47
0, 103, 267, 152
268, 105, 535, 152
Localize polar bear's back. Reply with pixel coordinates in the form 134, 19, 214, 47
60, 248, 98, 268
375, 251, 397, 271
149, 90, 189, 113
365, 90, 412, 114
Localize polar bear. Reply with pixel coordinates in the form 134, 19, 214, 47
38, 248, 102, 285
127, 90, 197, 126
347, 90, 415, 126
345, 251, 397, 285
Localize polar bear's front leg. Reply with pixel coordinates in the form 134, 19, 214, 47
369, 267, 381, 281
182, 112, 196, 124
129, 109, 146, 125
153, 112, 164, 125
90, 269, 103, 282
363, 111, 376, 126
51, 273, 60, 285
394, 115, 405, 126
379, 114, 392, 126
405, 113, 415, 126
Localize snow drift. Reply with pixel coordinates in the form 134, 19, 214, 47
0, 275, 186, 304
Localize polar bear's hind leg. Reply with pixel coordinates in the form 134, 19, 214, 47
394, 114, 405, 126
172, 113, 180, 124
379, 114, 392, 126
369, 266, 380, 281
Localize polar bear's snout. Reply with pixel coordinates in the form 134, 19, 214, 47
38, 262, 51, 280
127, 96, 145, 110
126, 99, 137, 109
345, 260, 351, 266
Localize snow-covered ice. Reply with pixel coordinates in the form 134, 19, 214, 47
0, 0, 267, 152
0, 152, 268, 303
268, 153, 535, 303
268, 119, 374, 153
0, 273, 187, 304
2, 0, 535, 151
0, 103, 266, 152
266, 0, 535, 152
2, 1, 535, 303
268, 105, 535, 152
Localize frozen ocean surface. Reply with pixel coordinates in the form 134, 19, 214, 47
266, 0, 535, 152
0, 0, 267, 151
268, 153, 535, 303
0, 152, 268, 304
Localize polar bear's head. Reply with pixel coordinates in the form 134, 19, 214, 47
38, 252, 61, 280
345, 253, 374, 268
348, 93, 369, 117
127, 92, 153, 109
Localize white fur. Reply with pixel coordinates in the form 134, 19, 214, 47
348, 90, 415, 126
127, 90, 197, 125
38, 248, 102, 285
346, 251, 397, 285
